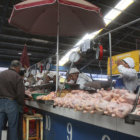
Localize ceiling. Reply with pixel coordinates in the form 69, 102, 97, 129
0, 0, 140, 74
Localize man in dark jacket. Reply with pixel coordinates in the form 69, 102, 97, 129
0, 60, 25, 140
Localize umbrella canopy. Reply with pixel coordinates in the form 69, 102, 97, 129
9, 0, 105, 36
9, 0, 105, 92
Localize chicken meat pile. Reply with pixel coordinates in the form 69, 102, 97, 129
54, 89, 137, 118
36, 92, 56, 100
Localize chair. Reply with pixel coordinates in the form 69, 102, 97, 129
23, 113, 43, 140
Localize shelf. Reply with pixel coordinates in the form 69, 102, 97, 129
36, 100, 54, 105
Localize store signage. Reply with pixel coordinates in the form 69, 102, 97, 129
43, 112, 140, 140
50, 65, 68, 71
102, 135, 111, 140
45, 115, 51, 131
107, 50, 140, 75
67, 122, 73, 140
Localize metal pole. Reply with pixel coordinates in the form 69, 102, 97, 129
80, 59, 95, 71
95, 18, 140, 40
58, 61, 74, 97
109, 32, 112, 88
56, 1, 60, 92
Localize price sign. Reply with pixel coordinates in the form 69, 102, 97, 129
46, 115, 51, 131
67, 122, 73, 140
102, 135, 111, 140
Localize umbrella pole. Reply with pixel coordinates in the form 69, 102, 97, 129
109, 32, 112, 89
56, 1, 60, 92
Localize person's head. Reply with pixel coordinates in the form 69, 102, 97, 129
122, 57, 135, 68
10, 60, 21, 73
69, 68, 79, 82
19, 68, 26, 78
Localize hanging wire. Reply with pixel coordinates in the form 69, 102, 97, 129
98, 60, 102, 76
58, 53, 78, 97
87, 66, 94, 81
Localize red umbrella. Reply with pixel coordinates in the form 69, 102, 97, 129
9, 0, 105, 91
9, 0, 104, 36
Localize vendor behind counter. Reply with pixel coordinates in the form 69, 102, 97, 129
115, 57, 138, 92
67, 68, 92, 90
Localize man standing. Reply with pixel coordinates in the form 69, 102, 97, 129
0, 60, 25, 140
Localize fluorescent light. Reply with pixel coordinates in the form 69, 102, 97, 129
59, 47, 79, 66
27, 53, 32, 56
104, 9, 121, 24
18, 52, 32, 56
59, 0, 134, 66
104, 0, 134, 26
75, 34, 89, 46
59, 31, 102, 66
104, 18, 112, 26
31, 38, 49, 44
115, 0, 134, 11
89, 30, 102, 39
104, 9, 121, 21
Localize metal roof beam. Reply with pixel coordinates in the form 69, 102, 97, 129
90, 0, 139, 18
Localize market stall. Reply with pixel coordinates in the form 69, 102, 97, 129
24, 70, 140, 140
25, 100, 140, 140
23, 17, 140, 140
6, 0, 140, 139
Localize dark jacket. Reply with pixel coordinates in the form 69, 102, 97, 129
0, 69, 25, 105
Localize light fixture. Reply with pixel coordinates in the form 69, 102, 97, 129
104, 0, 134, 26
115, 0, 134, 11
59, 47, 79, 66
31, 38, 49, 44
18, 52, 32, 56
104, 9, 121, 26
59, 0, 134, 66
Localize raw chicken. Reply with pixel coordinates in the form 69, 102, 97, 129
37, 92, 56, 100
115, 103, 133, 118
118, 93, 136, 105
52, 89, 136, 118
105, 102, 119, 117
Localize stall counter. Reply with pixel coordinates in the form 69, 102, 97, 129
25, 100, 140, 140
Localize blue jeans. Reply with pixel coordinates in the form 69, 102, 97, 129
0, 99, 19, 140
18, 113, 23, 140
